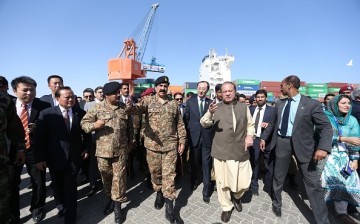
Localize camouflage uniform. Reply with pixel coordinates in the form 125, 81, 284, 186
81, 100, 133, 202
129, 94, 186, 199
0, 93, 25, 223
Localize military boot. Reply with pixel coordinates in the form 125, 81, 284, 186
114, 202, 125, 224
165, 198, 180, 224
154, 191, 165, 210
104, 198, 115, 215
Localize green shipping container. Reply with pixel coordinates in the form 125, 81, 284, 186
307, 83, 328, 88
267, 92, 274, 97
137, 83, 155, 88
328, 87, 340, 93
233, 79, 260, 85
306, 88, 328, 93
298, 86, 307, 91
184, 89, 197, 94
134, 86, 146, 93
307, 93, 320, 98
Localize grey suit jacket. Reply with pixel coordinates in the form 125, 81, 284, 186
261, 94, 332, 163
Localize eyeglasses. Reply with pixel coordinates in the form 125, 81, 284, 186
175, 98, 183, 101
84, 95, 94, 99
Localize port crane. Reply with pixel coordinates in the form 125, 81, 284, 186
108, 3, 164, 93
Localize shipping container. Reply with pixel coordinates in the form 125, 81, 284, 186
260, 81, 281, 87
267, 92, 274, 97
328, 87, 340, 93
327, 82, 348, 88
236, 90, 256, 96
234, 79, 260, 85
237, 85, 260, 91
134, 86, 146, 94
183, 82, 198, 89
267, 96, 274, 102
136, 83, 155, 88
306, 83, 328, 88
306, 88, 328, 93
261, 86, 280, 92
184, 89, 197, 94
298, 86, 307, 91
134, 78, 155, 84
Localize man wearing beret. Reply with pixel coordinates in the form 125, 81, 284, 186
339, 85, 353, 96
127, 76, 186, 224
81, 82, 133, 224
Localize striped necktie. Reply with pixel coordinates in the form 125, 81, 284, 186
20, 104, 30, 149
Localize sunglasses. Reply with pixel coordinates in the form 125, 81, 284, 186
175, 98, 183, 101
84, 95, 94, 99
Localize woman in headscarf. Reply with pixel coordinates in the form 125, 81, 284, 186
321, 94, 360, 223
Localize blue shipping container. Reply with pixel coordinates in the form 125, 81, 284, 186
237, 85, 259, 91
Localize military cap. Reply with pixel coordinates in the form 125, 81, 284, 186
103, 82, 120, 95
339, 85, 353, 94
141, 88, 154, 97
154, 76, 170, 86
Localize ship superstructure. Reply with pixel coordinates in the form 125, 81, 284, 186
199, 49, 234, 98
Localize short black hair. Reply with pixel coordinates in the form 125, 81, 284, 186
83, 88, 94, 95
238, 94, 246, 98
284, 75, 300, 90
255, 89, 267, 98
186, 92, 195, 98
55, 86, 72, 98
324, 93, 335, 101
0, 76, 9, 86
94, 86, 103, 93
120, 83, 130, 88
173, 92, 183, 98
215, 83, 222, 92
197, 81, 210, 91
47, 75, 63, 84
11, 76, 37, 90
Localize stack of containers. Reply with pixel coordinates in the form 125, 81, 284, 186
134, 78, 155, 94
168, 86, 183, 95
327, 82, 348, 97
234, 79, 260, 97
306, 83, 328, 101
259, 81, 281, 102
183, 82, 198, 96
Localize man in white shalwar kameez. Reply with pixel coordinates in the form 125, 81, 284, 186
200, 81, 255, 223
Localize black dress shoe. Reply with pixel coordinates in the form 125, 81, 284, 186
57, 209, 64, 217
86, 186, 98, 197
154, 191, 165, 210
203, 196, 210, 204
32, 208, 45, 223
336, 213, 357, 224
27, 182, 33, 189
252, 190, 259, 196
221, 209, 233, 223
231, 197, 242, 212
104, 198, 115, 215
272, 206, 281, 217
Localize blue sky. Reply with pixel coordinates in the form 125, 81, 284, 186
0, 0, 359, 97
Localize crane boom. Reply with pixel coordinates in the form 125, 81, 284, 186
136, 3, 159, 62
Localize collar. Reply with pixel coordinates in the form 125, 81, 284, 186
59, 105, 72, 113
16, 98, 33, 108
256, 104, 266, 110
291, 93, 301, 102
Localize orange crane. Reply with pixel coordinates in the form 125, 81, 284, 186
108, 3, 162, 94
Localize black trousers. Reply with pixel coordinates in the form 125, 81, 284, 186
88, 143, 100, 186
249, 137, 274, 192
49, 161, 79, 224
9, 150, 46, 220
189, 140, 213, 197
272, 136, 329, 224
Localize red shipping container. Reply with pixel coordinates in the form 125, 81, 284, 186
327, 82, 349, 88
260, 81, 281, 87
261, 86, 281, 92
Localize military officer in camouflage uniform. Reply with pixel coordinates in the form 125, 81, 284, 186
0, 91, 26, 223
127, 76, 186, 224
81, 82, 133, 224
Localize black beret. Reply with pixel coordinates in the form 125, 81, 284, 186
103, 82, 120, 95
155, 76, 170, 86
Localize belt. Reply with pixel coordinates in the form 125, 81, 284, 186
278, 135, 291, 139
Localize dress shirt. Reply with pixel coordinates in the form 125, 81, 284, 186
16, 99, 33, 118
278, 93, 300, 137
253, 105, 266, 137
59, 105, 73, 129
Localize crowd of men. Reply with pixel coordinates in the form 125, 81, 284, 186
0, 74, 359, 224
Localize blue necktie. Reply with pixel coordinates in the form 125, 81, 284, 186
280, 98, 292, 136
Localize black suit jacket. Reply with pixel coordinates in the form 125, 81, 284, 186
40, 94, 54, 107
9, 98, 51, 162
261, 95, 332, 163
35, 106, 91, 170
184, 96, 214, 148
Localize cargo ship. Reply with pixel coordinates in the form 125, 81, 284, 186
199, 49, 234, 98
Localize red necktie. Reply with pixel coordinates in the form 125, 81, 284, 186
20, 104, 30, 149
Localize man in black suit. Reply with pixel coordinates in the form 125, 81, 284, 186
260, 75, 332, 224
8, 76, 51, 223
39, 75, 64, 107
184, 81, 214, 203
35, 86, 91, 224
249, 89, 275, 196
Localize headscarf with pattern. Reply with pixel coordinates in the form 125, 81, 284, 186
325, 94, 352, 126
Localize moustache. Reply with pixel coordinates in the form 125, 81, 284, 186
159, 90, 166, 93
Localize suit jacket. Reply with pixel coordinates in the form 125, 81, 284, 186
40, 94, 55, 106
9, 98, 51, 161
184, 96, 214, 148
261, 94, 332, 163
250, 105, 275, 147
34, 106, 91, 170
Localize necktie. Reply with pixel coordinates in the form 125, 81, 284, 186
280, 98, 292, 136
254, 107, 262, 134
199, 99, 204, 116
63, 109, 70, 131
20, 104, 30, 149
